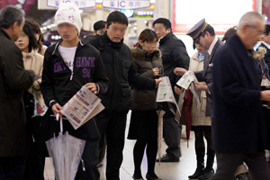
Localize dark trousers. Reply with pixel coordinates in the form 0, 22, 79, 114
24, 153, 45, 180
75, 138, 100, 180
96, 110, 128, 180
98, 133, 106, 163
24, 116, 46, 180
0, 156, 26, 180
163, 116, 181, 159
210, 152, 270, 180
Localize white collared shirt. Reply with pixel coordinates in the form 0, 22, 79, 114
262, 41, 270, 50
208, 38, 218, 56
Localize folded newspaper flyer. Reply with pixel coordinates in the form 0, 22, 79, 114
176, 71, 197, 90
156, 76, 180, 115
61, 86, 104, 129
176, 71, 201, 104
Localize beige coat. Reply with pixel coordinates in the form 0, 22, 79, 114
189, 52, 211, 126
22, 50, 46, 110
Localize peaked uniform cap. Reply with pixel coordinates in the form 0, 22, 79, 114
187, 19, 208, 48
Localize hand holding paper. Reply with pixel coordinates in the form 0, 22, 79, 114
176, 71, 197, 90
194, 81, 208, 91
174, 67, 187, 76
61, 86, 104, 129
85, 83, 97, 94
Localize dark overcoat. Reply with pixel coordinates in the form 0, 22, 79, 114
0, 29, 34, 156
212, 34, 265, 153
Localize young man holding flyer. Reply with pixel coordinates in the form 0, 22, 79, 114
41, 3, 108, 180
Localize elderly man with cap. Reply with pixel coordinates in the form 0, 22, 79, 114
41, 2, 108, 180
210, 11, 270, 180
175, 19, 223, 180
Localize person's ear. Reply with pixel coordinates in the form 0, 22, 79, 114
139, 40, 144, 47
241, 24, 250, 33
11, 22, 19, 31
166, 28, 171, 33
205, 31, 210, 38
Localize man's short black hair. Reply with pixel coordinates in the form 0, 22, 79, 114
265, 24, 270, 36
107, 11, 128, 28
94, 20, 106, 31
153, 18, 172, 30
203, 24, 215, 36
0, 5, 25, 29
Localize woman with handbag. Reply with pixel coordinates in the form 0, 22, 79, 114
15, 22, 47, 180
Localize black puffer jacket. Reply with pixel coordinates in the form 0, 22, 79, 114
84, 32, 156, 111
130, 47, 163, 111
159, 31, 190, 86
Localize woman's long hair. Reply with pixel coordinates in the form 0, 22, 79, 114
23, 23, 38, 52
25, 18, 43, 54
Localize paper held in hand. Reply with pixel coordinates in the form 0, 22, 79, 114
176, 71, 201, 104
176, 71, 197, 90
61, 86, 104, 130
156, 76, 177, 104
156, 76, 181, 115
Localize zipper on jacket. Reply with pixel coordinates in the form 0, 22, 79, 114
81, 158, 86, 171
70, 71, 74, 81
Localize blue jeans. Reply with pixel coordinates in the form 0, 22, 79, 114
0, 156, 26, 180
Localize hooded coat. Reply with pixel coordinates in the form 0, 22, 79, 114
130, 47, 164, 111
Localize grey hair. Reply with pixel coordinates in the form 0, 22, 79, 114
238, 11, 264, 29
0, 5, 25, 29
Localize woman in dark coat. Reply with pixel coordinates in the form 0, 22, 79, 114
128, 29, 163, 180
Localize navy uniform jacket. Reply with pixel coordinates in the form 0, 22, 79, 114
195, 39, 223, 116
212, 34, 265, 153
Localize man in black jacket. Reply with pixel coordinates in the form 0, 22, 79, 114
41, 3, 108, 180
153, 18, 190, 163
0, 6, 35, 180
84, 11, 160, 180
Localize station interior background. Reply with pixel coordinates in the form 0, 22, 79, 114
1, 0, 270, 56
1, 0, 270, 179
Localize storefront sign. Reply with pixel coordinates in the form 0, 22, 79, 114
47, 0, 96, 8
103, 0, 150, 9
172, 0, 257, 34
